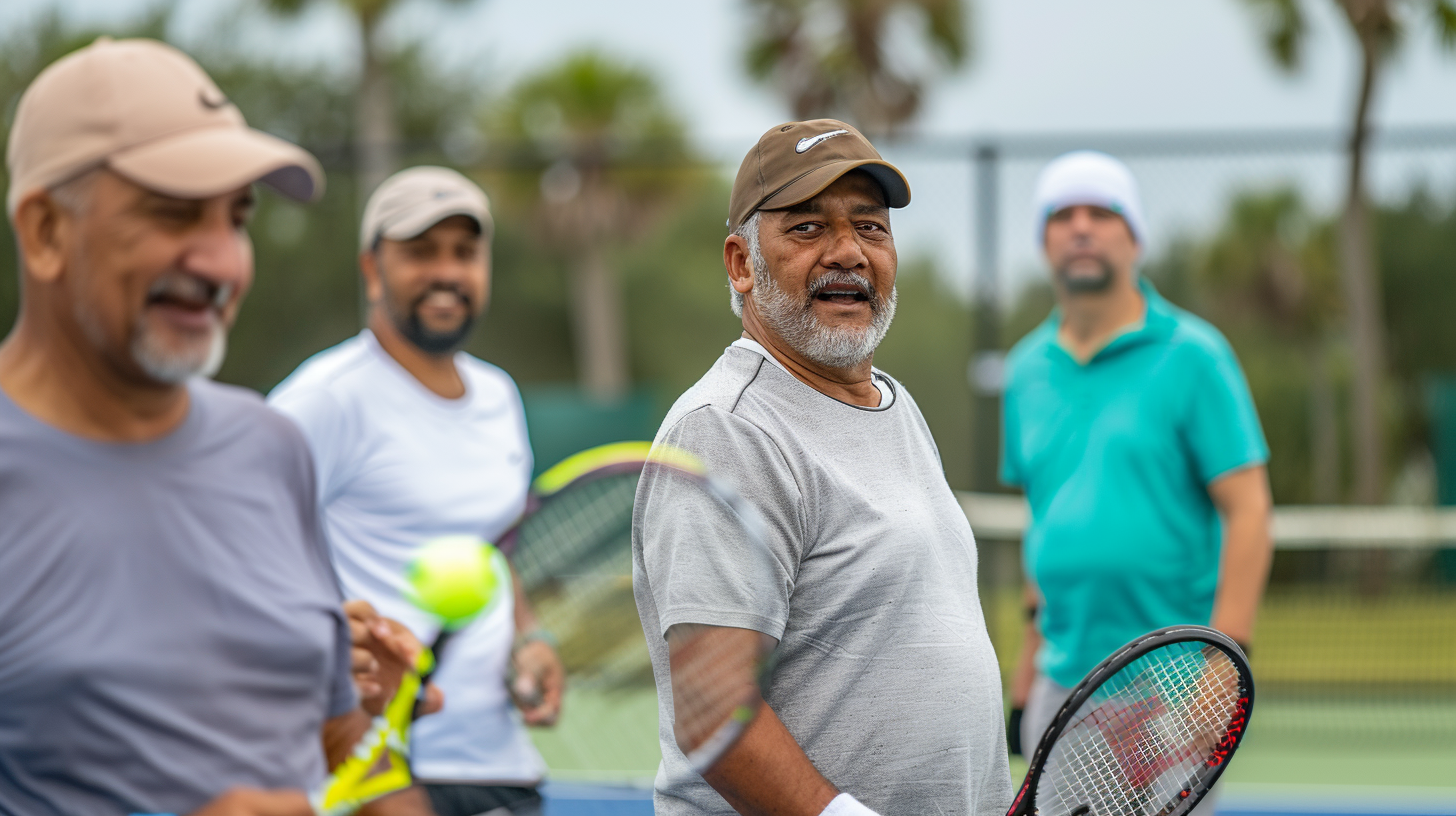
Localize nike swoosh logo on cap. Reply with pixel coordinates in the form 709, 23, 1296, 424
795, 129, 849, 153
198, 89, 231, 110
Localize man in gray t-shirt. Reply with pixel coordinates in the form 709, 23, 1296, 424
0, 39, 424, 816
633, 120, 1011, 816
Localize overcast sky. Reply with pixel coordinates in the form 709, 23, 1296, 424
5, 0, 1456, 295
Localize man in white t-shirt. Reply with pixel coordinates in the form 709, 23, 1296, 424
270, 166, 564, 816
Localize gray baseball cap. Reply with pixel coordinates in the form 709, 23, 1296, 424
359, 166, 493, 252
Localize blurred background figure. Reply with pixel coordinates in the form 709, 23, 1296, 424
998, 154, 1274, 809
270, 166, 564, 816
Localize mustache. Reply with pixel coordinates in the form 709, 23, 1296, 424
146, 273, 233, 309
805, 271, 880, 304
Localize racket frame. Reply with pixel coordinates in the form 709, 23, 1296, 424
1007, 625, 1254, 816
487, 442, 777, 775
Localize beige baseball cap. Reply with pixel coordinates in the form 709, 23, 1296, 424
728, 119, 910, 231
5, 37, 323, 217
359, 166, 493, 252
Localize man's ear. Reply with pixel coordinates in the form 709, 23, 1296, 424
723, 234, 754, 297
358, 249, 383, 304
13, 191, 73, 284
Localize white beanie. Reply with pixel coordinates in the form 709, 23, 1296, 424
1032, 151, 1147, 247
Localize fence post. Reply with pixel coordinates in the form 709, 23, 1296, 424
970, 143, 1004, 493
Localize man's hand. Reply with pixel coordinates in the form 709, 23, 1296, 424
343, 599, 440, 716
509, 638, 564, 726
186, 788, 311, 816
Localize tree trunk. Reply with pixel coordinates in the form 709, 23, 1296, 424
569, 245, 629, 402
355, 12, 398, 201
1339, 18, 1388, 506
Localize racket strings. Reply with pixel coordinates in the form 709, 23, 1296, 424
514, 475, 639, 588
669, 624, 765, 760
1038, 643, 1243, 816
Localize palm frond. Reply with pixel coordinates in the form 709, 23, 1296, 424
1240, 0, 1307, 70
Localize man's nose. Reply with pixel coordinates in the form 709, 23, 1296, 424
179, 210, 251, 290
822, 223, 868, 269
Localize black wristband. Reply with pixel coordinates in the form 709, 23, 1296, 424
1007, 707, 1024, 756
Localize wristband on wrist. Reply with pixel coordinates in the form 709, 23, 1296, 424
515, 627, 558, 651
819, 793, 881, 816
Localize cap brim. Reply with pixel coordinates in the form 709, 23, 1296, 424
378, 204, 492, 246
108, 125, 324, 203
759, 159, 911, 213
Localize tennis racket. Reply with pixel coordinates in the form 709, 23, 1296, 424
474, 440, 777, 778
1008, 625, 1254, 816
309, 648, 433, 816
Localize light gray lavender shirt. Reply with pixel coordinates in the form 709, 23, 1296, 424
633, 345, 1012, 816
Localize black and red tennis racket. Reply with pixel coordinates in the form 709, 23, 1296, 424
1009, 625, 1254, 816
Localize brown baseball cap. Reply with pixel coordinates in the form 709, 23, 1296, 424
5, 37, 324, 217
728, 119, 910, 231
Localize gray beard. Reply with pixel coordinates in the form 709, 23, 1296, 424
752, 267, 897, 370
74, 302, 226, 385
132, 324, 226, 383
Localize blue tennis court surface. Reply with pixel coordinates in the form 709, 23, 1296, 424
542, 783, 1456, 816
542, 782, 653, 816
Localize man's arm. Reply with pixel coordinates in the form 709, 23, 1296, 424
668, 623, 839, 816
507, 562, 565, 725
1007, 583, 1041, 755
1207, 465, 1274, 647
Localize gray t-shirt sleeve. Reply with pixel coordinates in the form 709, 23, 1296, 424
639, 405, 803, 640
283, 418, 360, 721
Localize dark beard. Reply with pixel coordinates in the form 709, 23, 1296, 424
390, 285, 476, 355
1056, 257, 1115, 294
400, 310, 474, 354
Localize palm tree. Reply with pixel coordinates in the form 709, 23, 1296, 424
485, 52, 697, 401
1194, 189, 1344, 502
1239, 0, 1456, 503
744, 0, 971, 136
261, 0, 477, 197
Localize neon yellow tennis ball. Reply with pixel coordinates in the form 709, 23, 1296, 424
408, 535, 500, 629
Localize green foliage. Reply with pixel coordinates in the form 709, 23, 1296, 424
744, 0, 972, 133
1123, 185, 1456, 503
874, 259, 976, 488
1240, 0, 1307, 70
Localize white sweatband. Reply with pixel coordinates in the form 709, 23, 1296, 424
819, 793, 881, 816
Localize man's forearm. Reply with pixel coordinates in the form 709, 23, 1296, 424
1209, 514, 1271, 646
703, 703, 839, 816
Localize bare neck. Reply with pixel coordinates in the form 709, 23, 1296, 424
740, 309, 880, 408
1056, 281, 1146, 363
0, 314, 190, 442
368, 313, 466, 400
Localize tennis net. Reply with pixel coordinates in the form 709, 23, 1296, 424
965, 494, 1456, 755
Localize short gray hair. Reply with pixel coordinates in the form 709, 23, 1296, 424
729, 211, 763, 318
47, 168, 101, 215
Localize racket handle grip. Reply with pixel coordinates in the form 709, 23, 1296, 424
819, 793, 881, 816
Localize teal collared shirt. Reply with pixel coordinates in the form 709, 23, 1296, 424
1001, 279, 1267, 687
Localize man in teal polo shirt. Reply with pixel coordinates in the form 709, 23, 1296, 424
1000, 152, 1274, 792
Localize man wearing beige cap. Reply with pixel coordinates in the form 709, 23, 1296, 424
0, 38, 431, 816
633, 120, 1011, 816
270, 166, 563, 816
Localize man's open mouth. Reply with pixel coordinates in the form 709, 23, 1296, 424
146, 274, 229, 316
809, 274, 873, 305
